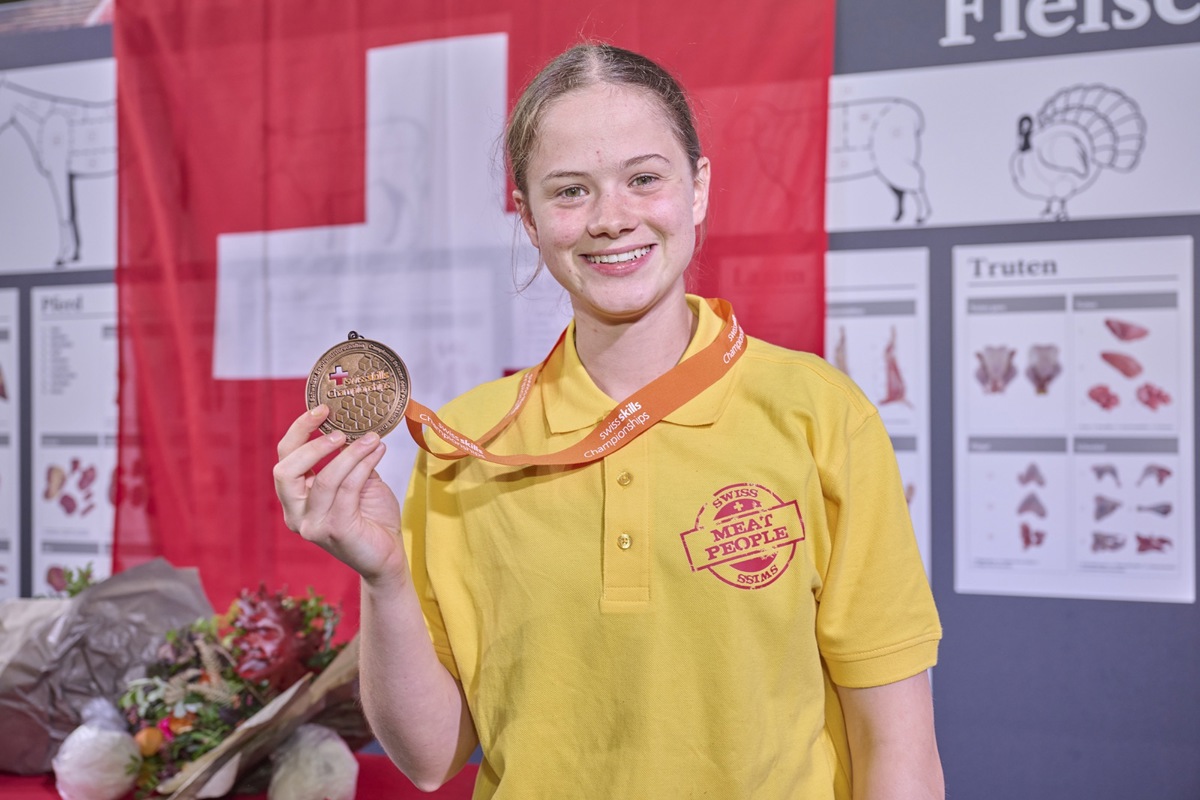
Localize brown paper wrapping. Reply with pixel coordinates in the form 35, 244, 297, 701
0, 559, 213, 774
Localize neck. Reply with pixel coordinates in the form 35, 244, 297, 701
573, 294, 698, 401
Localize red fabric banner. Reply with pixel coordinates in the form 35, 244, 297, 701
113, 0, 833, 629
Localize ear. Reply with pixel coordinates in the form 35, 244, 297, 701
692, 157, 711, 227
513, 189, 540, 249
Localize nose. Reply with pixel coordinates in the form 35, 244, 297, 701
586, 190, 635, 238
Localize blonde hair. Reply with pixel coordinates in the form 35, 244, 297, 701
505, 43, 703, 196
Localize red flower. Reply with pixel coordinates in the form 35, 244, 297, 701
231, 586, 324, 692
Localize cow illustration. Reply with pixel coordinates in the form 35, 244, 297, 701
0, 76, 116, 265
827, 98, 931, 225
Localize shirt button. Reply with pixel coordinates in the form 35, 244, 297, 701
617, 533, 633, 550
616, 471, 633, 487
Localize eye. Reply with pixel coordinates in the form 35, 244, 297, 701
631, 174, 659, 188
556, 185, 586, 200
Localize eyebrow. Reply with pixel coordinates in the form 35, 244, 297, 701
539, 153, 671, 184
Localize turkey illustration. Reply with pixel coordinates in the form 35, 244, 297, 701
1010, 84, 1146, 221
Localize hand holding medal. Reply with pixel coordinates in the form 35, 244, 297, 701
305, 299, 745, 467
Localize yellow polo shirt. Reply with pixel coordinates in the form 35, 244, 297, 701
402, 296, 941, 799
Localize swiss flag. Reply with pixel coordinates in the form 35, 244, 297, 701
113, 0, 832, 632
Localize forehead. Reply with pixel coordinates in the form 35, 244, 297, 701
530, 83, 683, 171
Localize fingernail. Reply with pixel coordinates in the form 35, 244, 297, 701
359, 432, 379, 446
327, 430, 345, 445
310, 404, 326, 417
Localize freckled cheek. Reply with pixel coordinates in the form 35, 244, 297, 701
643, 194, 697, 232
542, 233, 584, 265
540, 213, 587, 256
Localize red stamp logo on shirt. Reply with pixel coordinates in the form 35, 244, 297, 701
679, 482, 805, 589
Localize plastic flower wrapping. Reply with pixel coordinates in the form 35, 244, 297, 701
117, 585, 361, 797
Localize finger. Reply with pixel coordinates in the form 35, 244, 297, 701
276, 406, 341, 488
327, 436, 388, 521
274, 428, 346, 524
303, 431, 383, 520
278, 405, 330, 461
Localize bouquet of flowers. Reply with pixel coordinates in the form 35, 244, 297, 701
118, 585, 358, 797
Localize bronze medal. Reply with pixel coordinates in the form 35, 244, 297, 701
306, 332, 410, 442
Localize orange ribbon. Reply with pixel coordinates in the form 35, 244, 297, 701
404, 298, 745, 466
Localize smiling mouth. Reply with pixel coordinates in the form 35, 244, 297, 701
584, 245, 652, 265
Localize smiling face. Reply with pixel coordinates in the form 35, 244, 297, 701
513, 82, 710, 329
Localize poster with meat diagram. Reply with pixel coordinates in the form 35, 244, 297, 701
826, 249, 931, 573
0, 289, 17, 599
0, 58, 116, 273
31, 284, 117, 594
954, 236, 1194, 603
827, 43, 1200, 232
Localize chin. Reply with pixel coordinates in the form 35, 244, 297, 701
582, 289, 681, 323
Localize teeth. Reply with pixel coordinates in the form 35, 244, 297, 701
586, 246, 651, 265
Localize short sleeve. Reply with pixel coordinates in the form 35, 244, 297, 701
400, 450, 461, 681
815, 411, 941, 688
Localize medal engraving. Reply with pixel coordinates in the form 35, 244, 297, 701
306, 332, 410, 442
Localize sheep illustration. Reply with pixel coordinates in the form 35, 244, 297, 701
0, 76, 116, 266
1010, 84, 1146, 222
827, 98, 931, 225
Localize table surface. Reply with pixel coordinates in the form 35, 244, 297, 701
0, 755, 478, 799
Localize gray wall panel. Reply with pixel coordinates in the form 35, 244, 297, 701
832, 2, 1200, 791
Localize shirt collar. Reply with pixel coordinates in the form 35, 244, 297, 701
541, 295, 740, 435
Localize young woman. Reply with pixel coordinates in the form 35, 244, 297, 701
275, 43, 944, 799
